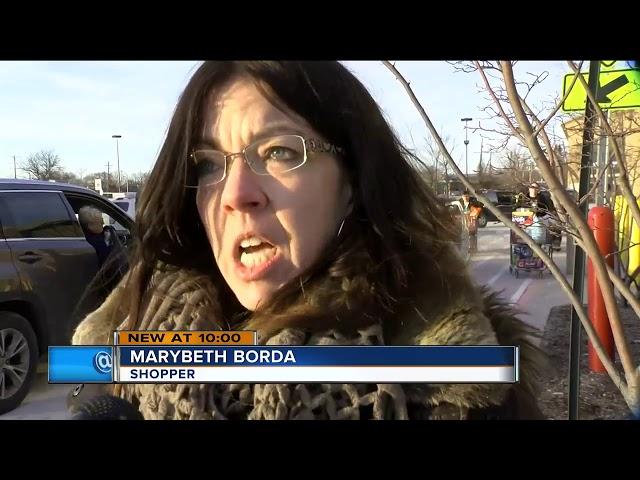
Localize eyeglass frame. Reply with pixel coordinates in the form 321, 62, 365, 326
185, 134, 345, 188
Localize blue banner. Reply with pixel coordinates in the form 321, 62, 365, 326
119, 345, 516, 367
48, 346, 114, 383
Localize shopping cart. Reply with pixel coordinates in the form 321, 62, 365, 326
509, 208, 553, 279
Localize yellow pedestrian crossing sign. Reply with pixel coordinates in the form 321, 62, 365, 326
562, 67, 640, 112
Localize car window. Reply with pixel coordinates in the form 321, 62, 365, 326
110, 201, 131, 229
445, 204, 466, 230
64, 193, 132, 230
0, 192, 80, 239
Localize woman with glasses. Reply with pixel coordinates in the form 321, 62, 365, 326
71, 61, 546, 420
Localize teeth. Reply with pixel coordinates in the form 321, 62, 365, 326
240, 236, 264, 248
240, 248, 276, 268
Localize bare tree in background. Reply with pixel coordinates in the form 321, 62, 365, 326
54, 170, 80, 184
497, 147, 539, 189
20, 150, 63, 180
423, 134, 457, 195
76, 170, 150, 193
82, 172, 109, 190
383, 60, 640, 416
127, 171, 150, 192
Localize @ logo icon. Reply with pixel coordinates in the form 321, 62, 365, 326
93, 351, 113, 374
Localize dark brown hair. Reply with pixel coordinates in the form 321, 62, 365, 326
119, 61, 464, 337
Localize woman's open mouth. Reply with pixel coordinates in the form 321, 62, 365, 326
234, 235, 281, 281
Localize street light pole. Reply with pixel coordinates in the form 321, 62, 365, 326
461, 117, 473, 176
112, 134, 122, 193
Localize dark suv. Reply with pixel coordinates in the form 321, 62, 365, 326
0, 180, 133, 414
474, 190, 517, 228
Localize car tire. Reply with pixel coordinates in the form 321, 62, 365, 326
477, 213, 488, 228
0, 312, 39, 415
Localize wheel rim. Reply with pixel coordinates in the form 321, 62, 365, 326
0, 328, 30, 400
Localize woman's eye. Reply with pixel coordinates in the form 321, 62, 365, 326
197, 160, 223, 175
193, 152, 226, 183
264, 146, 295, 161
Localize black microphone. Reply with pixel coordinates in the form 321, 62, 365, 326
70, 394, 145, 420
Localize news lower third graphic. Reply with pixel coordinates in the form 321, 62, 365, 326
48, 341, 519, 384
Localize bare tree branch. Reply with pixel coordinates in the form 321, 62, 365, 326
382, 60, 629, 399
578, 153, 616, 207
518, 98, 570, 221
573, 236, 640, 323
532, 61, 584, 137
502, 61, 637, 398
474, 61, 524, 141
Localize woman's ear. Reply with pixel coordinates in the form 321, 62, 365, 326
342, 182, 354, 216
335, 183, 354, 240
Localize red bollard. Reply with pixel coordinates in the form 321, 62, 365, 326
587, 207, 616, 372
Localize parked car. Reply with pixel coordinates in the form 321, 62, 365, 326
0, 179, 134, 415
473, 190, 517, 228
109, 192, 137, 220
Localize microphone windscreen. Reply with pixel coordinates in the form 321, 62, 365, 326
71, 394, 144, 420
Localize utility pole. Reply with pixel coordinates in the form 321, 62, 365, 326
568, 60, 601, 420
105, 162, 112, 192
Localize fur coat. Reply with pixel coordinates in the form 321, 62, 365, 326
71, 263, 547, 420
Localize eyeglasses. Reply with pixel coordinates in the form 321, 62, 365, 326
186, 134, 344, 188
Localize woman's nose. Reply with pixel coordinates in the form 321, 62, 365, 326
220, 154, 268, 213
